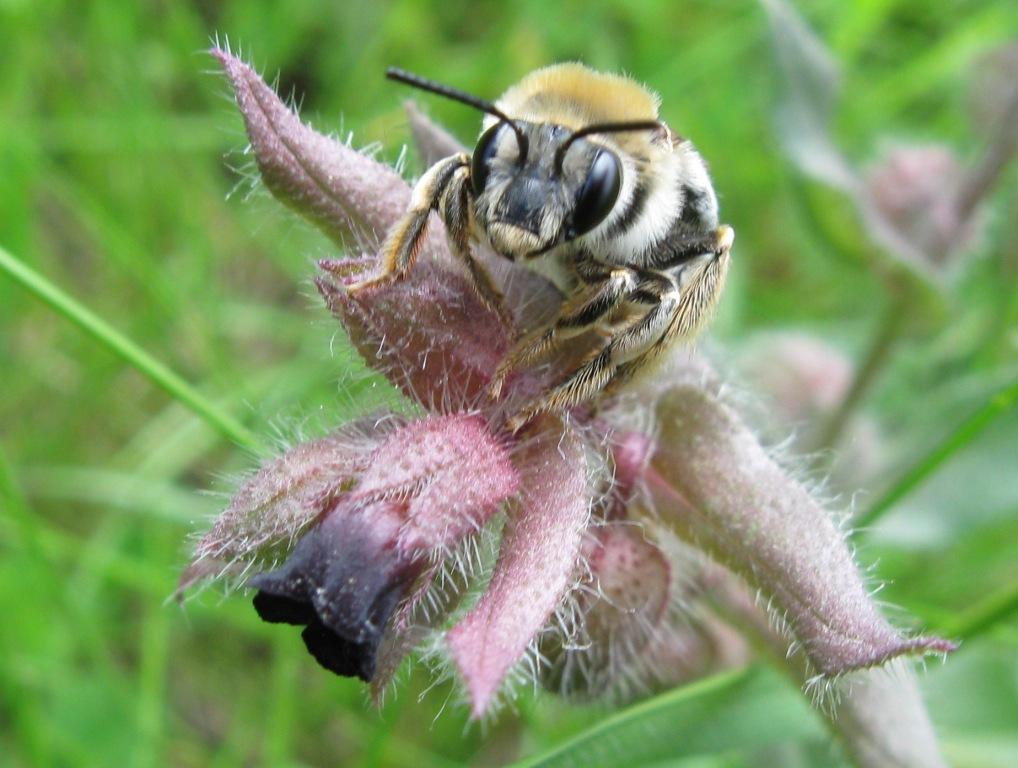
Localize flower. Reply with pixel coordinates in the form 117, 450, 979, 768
183, 47, 956, 766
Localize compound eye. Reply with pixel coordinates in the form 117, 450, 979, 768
471, 123, 506, 196
570, 150, 622, 238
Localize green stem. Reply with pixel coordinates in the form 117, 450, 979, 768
0, 245, 258, 449
817, 295, 908, 451
857, 378, 1018, 528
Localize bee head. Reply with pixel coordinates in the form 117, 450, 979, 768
385, 67, 660, 259
470, 119, 659, 258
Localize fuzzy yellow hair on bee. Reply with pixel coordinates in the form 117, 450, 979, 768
496, 63, 661, 129
348, 64, 734, 431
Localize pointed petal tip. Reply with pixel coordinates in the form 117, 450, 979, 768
900, 634, 958, 659
815, 633, 958, 678
649, 383, 957, 681
209, 46, 250, 83
446, 628, 500, 720
212, 45, 411, 248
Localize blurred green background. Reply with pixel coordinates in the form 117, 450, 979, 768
1, 1, 1016, 766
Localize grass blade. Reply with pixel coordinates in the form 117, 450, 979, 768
512, 666, 820, 768
857, 379, 1018, 528
945, 578, 1018, 641
0, 244, 258, 449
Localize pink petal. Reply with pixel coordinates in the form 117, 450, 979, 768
355, 414, 520, 551
216, 48, 568, 410
541, 524, 672, 699
190, 425, 379, 568
707, 562, 947, 767
213, 48, 413, 249
357, 414, 518, 696
645, 384, 955, 677
316, 260, 514, 411
447, 420, 592, 717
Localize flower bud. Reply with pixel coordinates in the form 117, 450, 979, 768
540, 525, 671, 699
865, 144, 977, 268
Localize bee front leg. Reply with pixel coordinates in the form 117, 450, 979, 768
440, 165, 515, 332
347, 153, 470, 293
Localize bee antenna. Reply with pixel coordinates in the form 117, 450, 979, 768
554, 120, 663, 174
386, 67, 529, 163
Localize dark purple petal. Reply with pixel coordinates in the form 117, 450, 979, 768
250, 499, 420, 681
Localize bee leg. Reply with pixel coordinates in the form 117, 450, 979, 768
507, 226, 734, 431
347, 153, 470, 293
506, 275, 679, 432
440, 165, 515, 331
487, 267, 639, 399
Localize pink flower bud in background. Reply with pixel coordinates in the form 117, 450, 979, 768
865, 144, 979, 268
738, 332, 853, 423
735, 332, 884, 485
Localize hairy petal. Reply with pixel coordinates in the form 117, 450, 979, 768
708, 568, 947, 768
645, 384, 955, 676
215, 51, 566, 410
245, 413, 519, 681
189, 424, 381, 571
317, 260, 514, 411
214, 48, 411, 249
541, 524, 672, 700
356, 413, 520, 551
447, 420, 592, 717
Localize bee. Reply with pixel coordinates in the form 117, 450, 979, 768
348, 64, 734, 430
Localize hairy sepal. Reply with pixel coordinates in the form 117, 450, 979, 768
214, 48, 412, 250
645, 384, 955, 677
